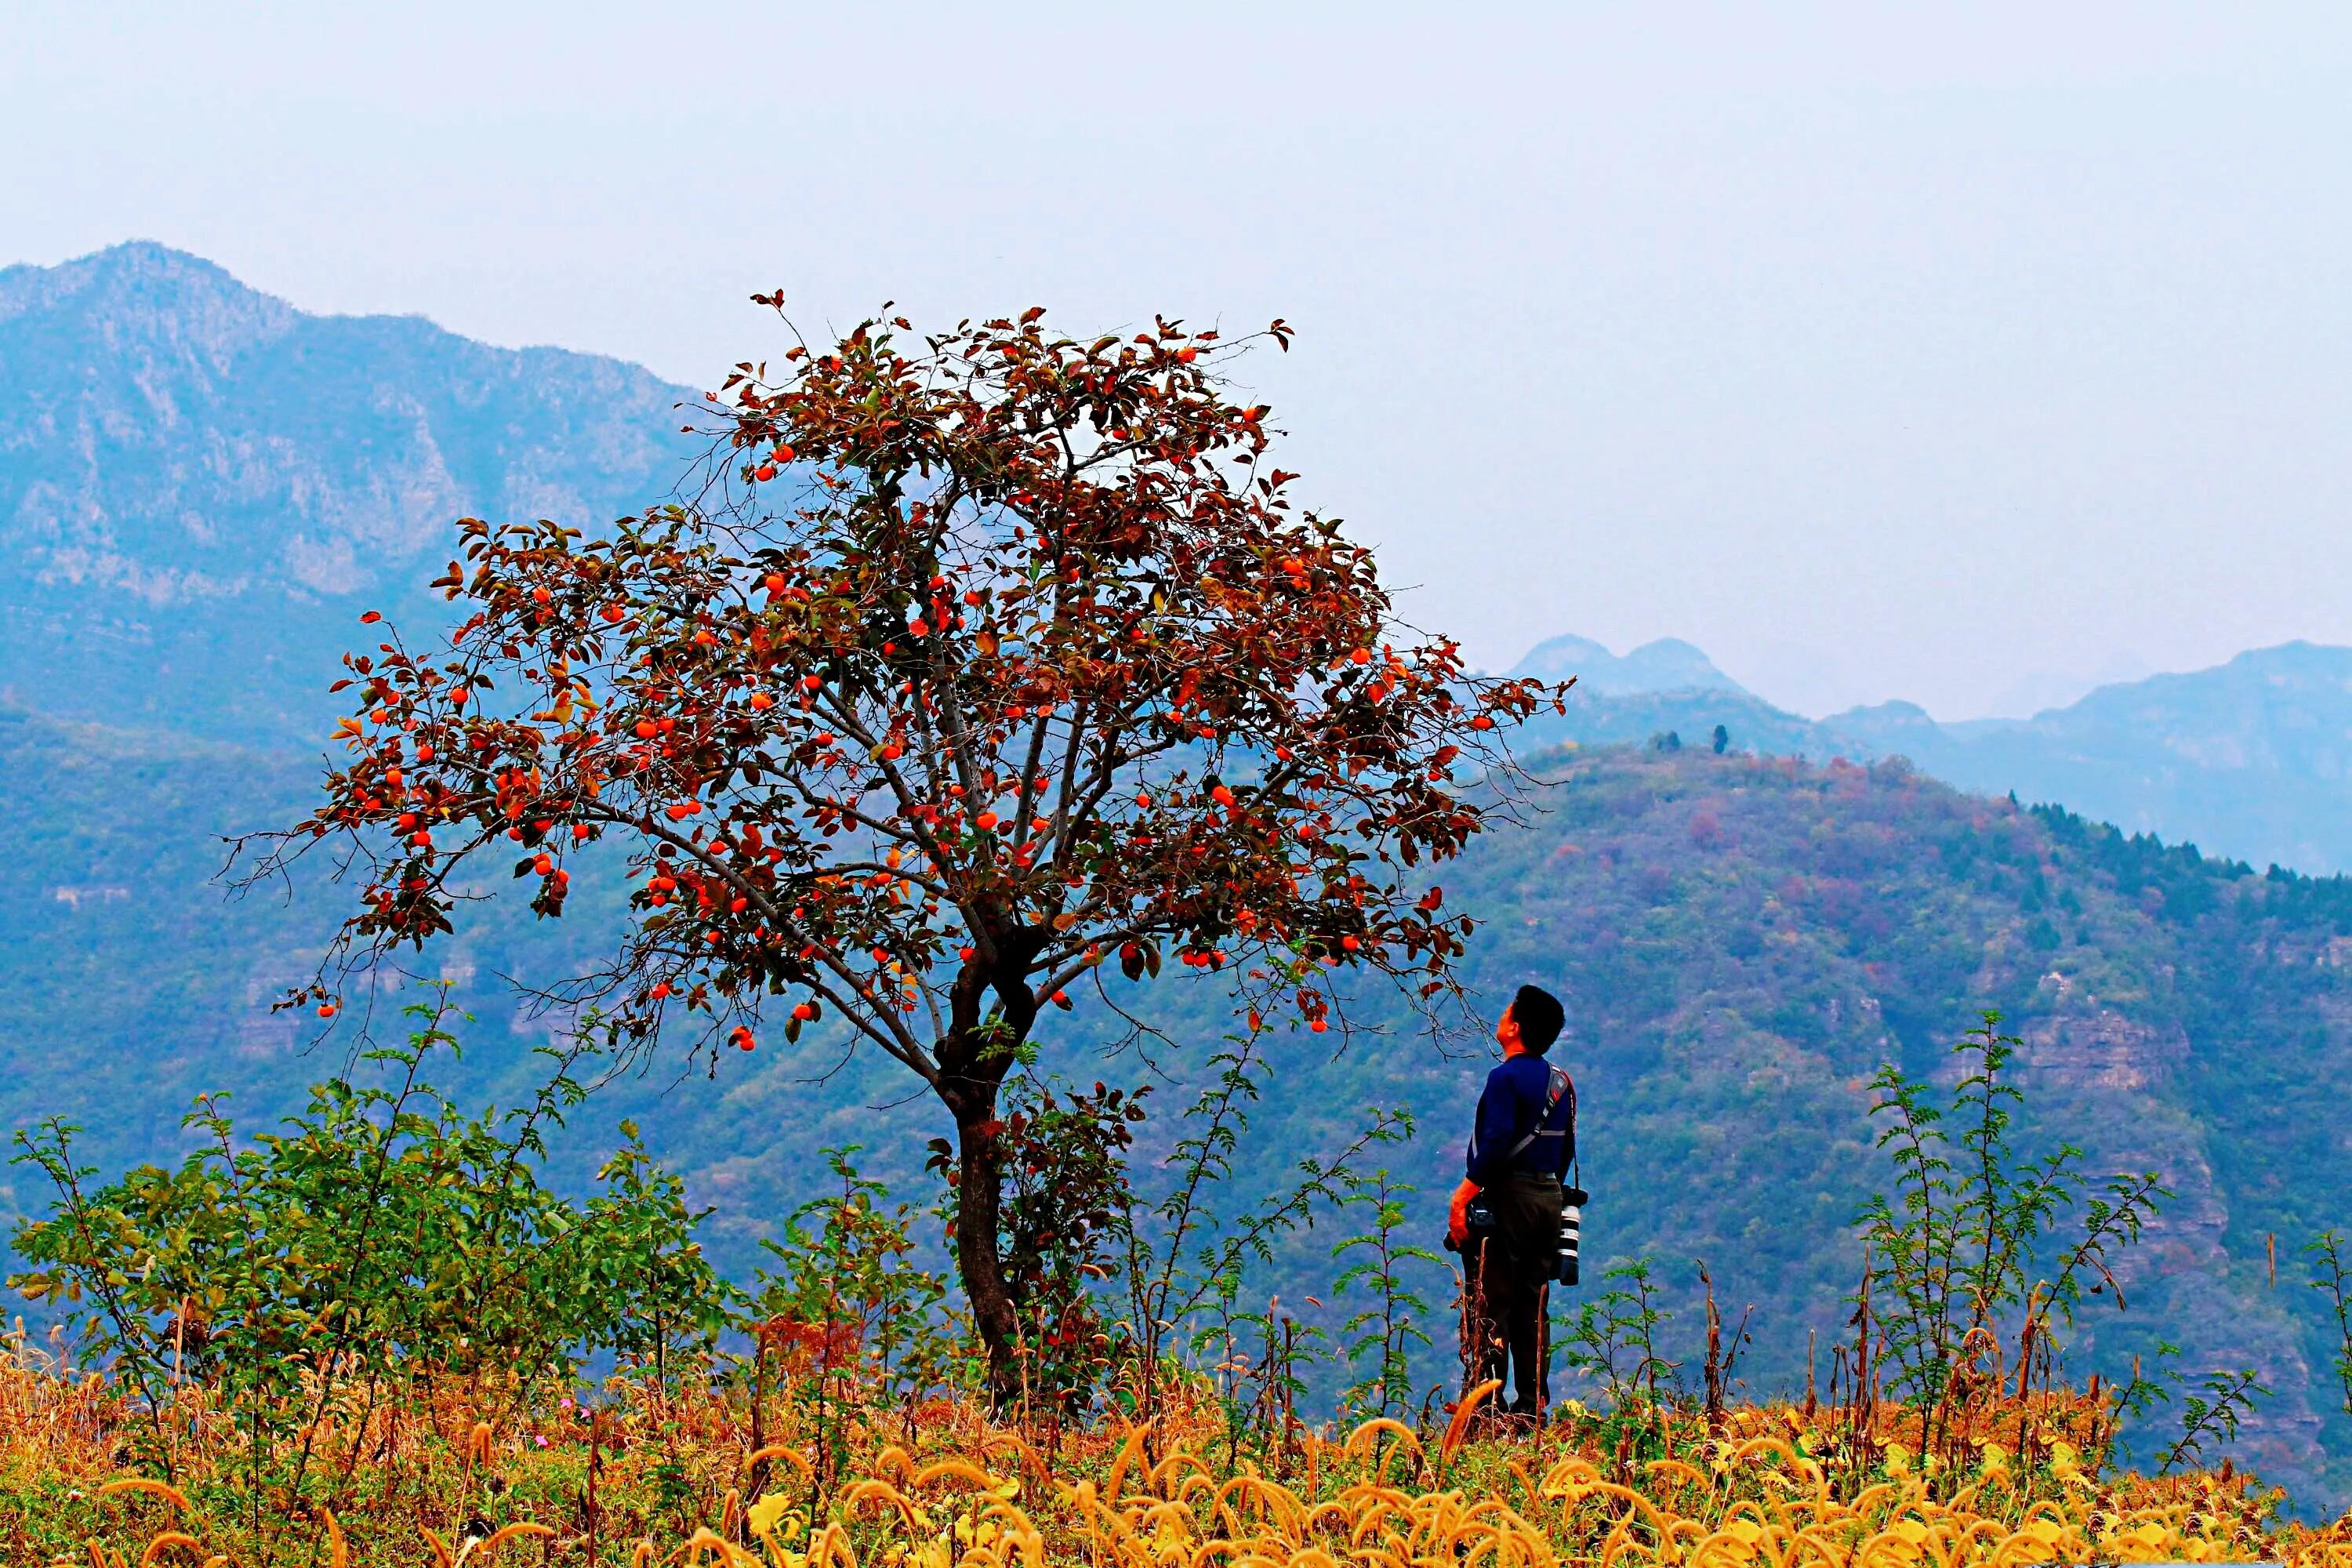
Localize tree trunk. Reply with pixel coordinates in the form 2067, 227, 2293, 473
941, 1069, 1022, 1406
936, 941, 1038, 1407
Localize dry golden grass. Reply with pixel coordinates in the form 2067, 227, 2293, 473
6, 1335, 2349, 1567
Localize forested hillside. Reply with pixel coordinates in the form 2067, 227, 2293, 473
1512, 639, 2352, 875
1115, 742, 2352, 1501
6, 709, 2351, 1501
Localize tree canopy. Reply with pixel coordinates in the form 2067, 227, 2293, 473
248, 303, 1564, 1388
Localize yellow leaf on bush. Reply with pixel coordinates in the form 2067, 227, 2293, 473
747, 1491, 795, 1540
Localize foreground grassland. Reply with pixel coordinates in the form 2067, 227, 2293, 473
6, 1344, 2348, 1568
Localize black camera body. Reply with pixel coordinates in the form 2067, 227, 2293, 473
1459, 1188, 1587, 1287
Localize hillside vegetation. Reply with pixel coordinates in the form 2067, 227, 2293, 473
1108, 742, 2352, 1501
1512, 640, 2352, 875
5, 985, 2345, 1563
8, 710, 2352, 1501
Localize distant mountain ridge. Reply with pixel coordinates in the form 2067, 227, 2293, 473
1508, 633, 1748, 697
0, 241, 697, 743
1831, 641, 2352, 873
3, 241, 2339, 877
1514, 635, 2352, 875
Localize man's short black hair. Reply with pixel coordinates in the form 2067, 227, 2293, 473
1512, 985, 1565, 1054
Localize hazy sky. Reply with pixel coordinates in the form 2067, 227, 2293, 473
7, 4, 2349, 719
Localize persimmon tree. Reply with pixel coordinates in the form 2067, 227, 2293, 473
245, 303, 1566, 1395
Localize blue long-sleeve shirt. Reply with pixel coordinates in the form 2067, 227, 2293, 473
1465, 1053, 1575, 1185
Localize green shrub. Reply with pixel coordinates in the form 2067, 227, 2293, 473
8, 988, 732, 1529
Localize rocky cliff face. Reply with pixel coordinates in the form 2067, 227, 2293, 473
0, 242, 696, 742
2016, 1007, 2188, 1094
2005, 1007, 2333, 1486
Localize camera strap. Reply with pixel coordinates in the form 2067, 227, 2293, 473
1506, 1065, 1576, 1164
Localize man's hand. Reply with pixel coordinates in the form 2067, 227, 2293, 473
1446, 1178, 1480, 1250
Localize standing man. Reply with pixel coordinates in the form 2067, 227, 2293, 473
1447, 984, 1574, 1420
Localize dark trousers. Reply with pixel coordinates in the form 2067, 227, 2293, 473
1463, 1172, 1563, 1414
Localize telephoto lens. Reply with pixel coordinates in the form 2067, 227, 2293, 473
1558, 1186, 1588, 1286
